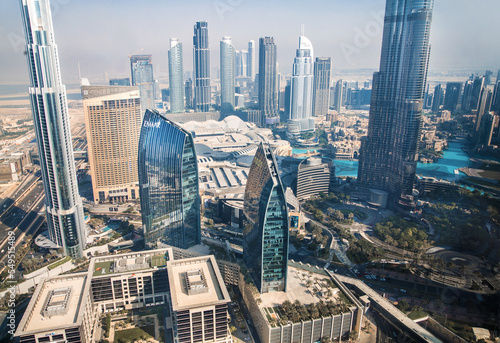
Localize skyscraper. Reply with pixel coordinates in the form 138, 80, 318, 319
193, 21, 211, 112
258, 37, 279, 125
334, 79, 343, 113
444, 82, 462, 112
312, 57, 332, 117
248, 40, 256, 81
243, 143, 289, 293
168, 38, 185, 113
109, 78, 131, 86
138, 109, 200, 250
431, 84, 444, 112
235, 49, 248, 78
220, 36, 235, 113
358, 0, 434, 205
20, 0, 86, 258
130, 55, 155, 112
288, 35, 315, 136
185, 78, 194, 109
82, 85, 141, 204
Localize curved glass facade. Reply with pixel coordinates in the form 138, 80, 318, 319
138, 109, 200, 249
243, 143, 289, 293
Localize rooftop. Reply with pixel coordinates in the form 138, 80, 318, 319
259, 266, 348, 309
167, 255, 230, 311
18, 274, 88, 333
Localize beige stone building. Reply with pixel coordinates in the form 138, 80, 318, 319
82, 85, 142, 203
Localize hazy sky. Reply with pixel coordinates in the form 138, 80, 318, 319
0, 0, 499, 88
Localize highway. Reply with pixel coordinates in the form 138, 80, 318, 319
0, 176, 45, 273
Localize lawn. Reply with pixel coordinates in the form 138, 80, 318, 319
47, 256, 72, 270
114, 326, 155, 343
151, 254, 167, 268
93, 261, 113, 276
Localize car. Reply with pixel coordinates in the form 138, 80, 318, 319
400, 289, 406, 293
244, 338, 251, 341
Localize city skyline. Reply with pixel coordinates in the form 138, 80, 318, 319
1, 0, 499, 87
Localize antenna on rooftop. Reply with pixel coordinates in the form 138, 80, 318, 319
301, 24, 305, 36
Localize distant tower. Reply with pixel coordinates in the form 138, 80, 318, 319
185, 78, 194, 109
243, 143, 289, 293
220, 36, 235, 113
443, 82, 462, 112
20, 0, 86, 258
288, 34, 315, 136
312, 57, 332, 117
334, 79, 343, 113
130, 55, 155, 112
248, 40, 256, 81
477, 112, 495, 146
82, 85, 141, 204
168, 38, 185, 113
235, 50, 248, 78
193, 21, 211, 112
258, 37, 279, 125
358, 0, 434, 204
432, 84, 444, 112
138, 109, 201, 249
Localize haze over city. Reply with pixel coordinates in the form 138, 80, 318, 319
0, 0, 499, 86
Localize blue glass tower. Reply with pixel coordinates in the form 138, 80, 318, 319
243, 143, 289, 293
130, 55, 155, 112
20, 0, 86, 258
138, 109, 200, 249
358, 0, 434, 205
168, 38, 185, 113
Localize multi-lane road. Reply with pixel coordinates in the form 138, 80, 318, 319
0, 174, 45, 273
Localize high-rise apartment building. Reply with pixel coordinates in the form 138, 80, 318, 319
130, 54, 155, 112
220, 36, 235, 113
258, 37, 279, 125
193, 21, 211, 112
169, 38, 185, 113
20, 0, 86, 258
358, 0, 434, 205
288, 35, 315, 136
248, 40, 256, 81
82, 85, 141, 204
444, 82, 462, 112
138, 109, 200, 250
312, 57, 331, 117
243, 143, 288, 293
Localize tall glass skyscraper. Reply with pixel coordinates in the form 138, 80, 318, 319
258, 37, 279, 125
130, 55, 154, 112
312, 57, 332, 117
220, 36, 235, 113
168, 38, 185, 113
138, 109, 200, 250
288, 35, 315, 137
243, 143, 289, 293
193, 21, 211, 112
20, 0, 86, 258
247, 40, 256, 81
358, 0, 434, 205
